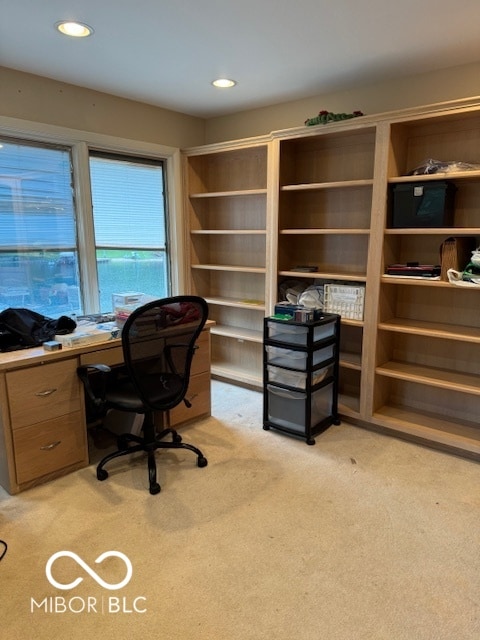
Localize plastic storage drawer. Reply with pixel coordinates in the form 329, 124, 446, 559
267, 364, 333, 390
266, 320, 335, 345
266, 383, 333, 433
265, 344, 334, 369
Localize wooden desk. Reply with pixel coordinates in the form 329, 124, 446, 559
0, 322, 213, 494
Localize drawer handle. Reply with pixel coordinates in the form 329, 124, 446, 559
40, 441, 61, 451
35, 388, 58, 397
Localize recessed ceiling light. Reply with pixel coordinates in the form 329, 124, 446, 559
55, 21, 94, 37
212, 78, 237, 88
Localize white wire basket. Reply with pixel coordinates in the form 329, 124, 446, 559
323, 284, 365, 320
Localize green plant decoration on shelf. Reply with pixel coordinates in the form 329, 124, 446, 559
305, 110, 364, 126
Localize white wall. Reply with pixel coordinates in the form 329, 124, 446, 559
204, 61, 480, 143
0, 66, 205, 149
2, 60, 480, 149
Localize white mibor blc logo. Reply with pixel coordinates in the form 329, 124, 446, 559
45, 550, 133, 591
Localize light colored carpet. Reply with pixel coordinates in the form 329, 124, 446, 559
1, 380, 479, 640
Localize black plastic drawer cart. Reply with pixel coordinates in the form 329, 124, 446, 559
263, 313, 341, 445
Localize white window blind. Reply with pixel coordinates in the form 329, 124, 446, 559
89, 153, 170, 312
90, 155, 166, 249
0, 140, 76, 249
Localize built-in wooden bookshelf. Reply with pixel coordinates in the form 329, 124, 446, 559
183, 141, 271, 387
182, 97, 480, 459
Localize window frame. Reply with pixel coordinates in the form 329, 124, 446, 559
0, 114, 185, 314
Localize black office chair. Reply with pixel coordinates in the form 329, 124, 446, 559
77, 296, 209, 495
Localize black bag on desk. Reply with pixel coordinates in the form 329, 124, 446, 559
0, 326, 21, 352
0, 308, 76, 350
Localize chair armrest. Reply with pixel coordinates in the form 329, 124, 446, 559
164, 343, 198, 376
77, 364, 112, 416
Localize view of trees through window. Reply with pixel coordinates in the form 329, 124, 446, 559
0, 138, 170, 318
90, 153, 169, 313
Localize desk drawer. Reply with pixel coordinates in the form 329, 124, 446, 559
13, 411, 86, 484
191, 331, 210, 376
168, 371, 211, 427
79, 346, 124, 367
166, 330, 210, 378
78, 335, 208, 371
7, 359, 81, 429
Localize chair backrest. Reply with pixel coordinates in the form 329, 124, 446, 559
121, 296, 208, 411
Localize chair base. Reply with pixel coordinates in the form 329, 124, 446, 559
96, 424, 208, 495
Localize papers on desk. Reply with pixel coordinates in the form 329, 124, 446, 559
55, 321, 119, 347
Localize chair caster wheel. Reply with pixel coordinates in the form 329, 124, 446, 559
197, 456, 208, 468
263, 425, 270, 431
97, 468, 109, 481
306, 438, 315, 446
149, 483, 161, 495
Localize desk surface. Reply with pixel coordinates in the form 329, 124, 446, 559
0, 319, 215, 372
0, 336, 122, 371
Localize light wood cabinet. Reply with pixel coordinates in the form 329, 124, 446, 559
274, 125, 377, 420
183, 97, 480, 460
0, 357, 88, 493
168, 329, 212, 426
12, 412, 86, 485
7, 359, 81, 428
369, 109, 480, 457
183, 141, 271, 387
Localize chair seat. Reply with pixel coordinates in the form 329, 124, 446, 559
106, 373, 184, 413
105, 381, 145, 412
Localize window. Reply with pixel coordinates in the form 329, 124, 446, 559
89, 153, 169, 312
0, 138, 81, 316
0, 134, 172, 318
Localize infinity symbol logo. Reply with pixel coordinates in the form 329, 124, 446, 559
46, 551, 133, 591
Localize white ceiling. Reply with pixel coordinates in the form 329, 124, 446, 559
1, 0, 480, 119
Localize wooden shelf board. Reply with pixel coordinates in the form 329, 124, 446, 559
192, 264, 266, 273
341, 318, 364, 328
189, 189, 267, 198
376, 360, 480, 395
211, 364, 262, 388
204, 296, 266, 310
191, 229, 266, 235
211, 325, 263, 343
382, 276, 450, 287
389, 171, 480, 184
372, 405, 480, 455
279, 270, 367, 282
340, 352, 362, 369
281, 179, 373, 191
378, 318, 480, 343
385, 227, 480, 235
280, 228, 370, 235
